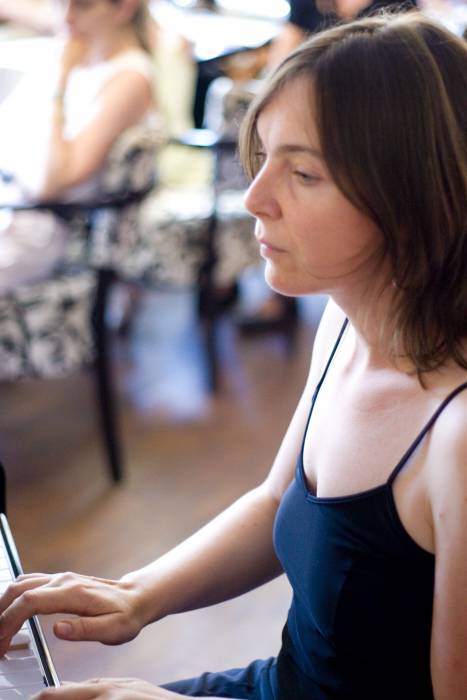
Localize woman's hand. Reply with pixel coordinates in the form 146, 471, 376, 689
59, 37, 90, 77
0, 571, 148, 656
30, 679, 188, 700
30, 678, 233, 700
54, 38, 90, 96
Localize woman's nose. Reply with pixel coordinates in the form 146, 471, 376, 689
243, 167, 281, 220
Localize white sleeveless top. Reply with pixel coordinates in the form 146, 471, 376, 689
65, 49, 154, 139
62, 48, 162, 202
0, 48, 161, 293
0, 47, 161, 199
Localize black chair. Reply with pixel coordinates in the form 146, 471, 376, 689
0, 176, 156, 484
171, 127, 296, 389
169, 128, 248, 390
0, 461, 6, 514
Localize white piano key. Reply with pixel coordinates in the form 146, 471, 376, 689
0, 669, 45, 688
0, 683, 46, 698
0, 655, 41, 673
8, 630, 31, 651
0, 520, 58, 690
4, 650, 36, 660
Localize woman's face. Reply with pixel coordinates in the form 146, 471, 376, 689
55, 0, 121, 40
244, 78, 385, 299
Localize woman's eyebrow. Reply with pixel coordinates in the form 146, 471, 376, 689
276, 144, 323, 159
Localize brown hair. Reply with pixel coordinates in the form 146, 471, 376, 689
240, 12, 467, 374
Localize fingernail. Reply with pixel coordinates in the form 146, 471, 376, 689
55, 622, 72, 638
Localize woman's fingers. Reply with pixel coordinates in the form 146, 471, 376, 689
0, 572, 143, 655
30, 678, 184, 700
0, 585, 82, 656
52, 611, 134, 644
0, 574, 50, 614
30, 683, 99, 700
0, 576, 55, 656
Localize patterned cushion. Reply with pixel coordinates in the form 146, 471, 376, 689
86, 188, 259, 288
0, 270, 96, 380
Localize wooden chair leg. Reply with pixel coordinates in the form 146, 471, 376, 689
200, 315, 219, 393
197, 209, 218, 393
0, 461, 6, 514
92, 268, 124, 483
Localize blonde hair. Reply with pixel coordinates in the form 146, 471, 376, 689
131, 0, 152, 54
112, 0, 152, 54
240, 12, 467, 373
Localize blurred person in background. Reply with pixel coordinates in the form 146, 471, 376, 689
0, 0, 158, 292
270, 0, 418, 66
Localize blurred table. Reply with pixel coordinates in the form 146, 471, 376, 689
150, 0, 282, 61
419, 0, 467, 36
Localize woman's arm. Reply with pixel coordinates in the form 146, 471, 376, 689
0, 300, 339, 652
35, 38, 152, 201
0, 372, 311, 652
0, 0, 55, 35
428, 393, 467, 700
92, 300, 344, 631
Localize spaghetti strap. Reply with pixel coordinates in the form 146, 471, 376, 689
299, 318, 349, 456
388, 380, 467, 485
311, 318, 349, 404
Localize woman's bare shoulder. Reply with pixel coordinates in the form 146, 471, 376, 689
426, 372, 467, 518
427, 375, 467, 692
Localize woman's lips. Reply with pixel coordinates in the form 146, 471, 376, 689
258, 238, 286, 257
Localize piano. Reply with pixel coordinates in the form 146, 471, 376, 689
0, 462, 59, 697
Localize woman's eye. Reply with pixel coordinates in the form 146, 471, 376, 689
293, 170, 319, 183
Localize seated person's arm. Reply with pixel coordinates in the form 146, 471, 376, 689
99, 302, 344, 628
35, 38, 152, 202
0, 0, 55, 35
0, 300, 341, 653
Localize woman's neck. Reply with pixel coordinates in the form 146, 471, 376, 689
87, 26, 141, 64
331, 288, 467, 391
329, 281, 408, 372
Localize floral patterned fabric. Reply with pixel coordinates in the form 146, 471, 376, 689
0, 270, 95, 380
0, 132, 157, 381
87, 187, 257, 288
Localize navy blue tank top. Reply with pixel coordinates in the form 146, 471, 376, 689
273, 321, 467, 700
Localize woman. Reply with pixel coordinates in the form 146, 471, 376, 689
0, 11, 466, 700
237, 0, 417, 332
0, 0, 157, 292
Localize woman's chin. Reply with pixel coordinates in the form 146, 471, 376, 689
264, 268, 307, 298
